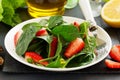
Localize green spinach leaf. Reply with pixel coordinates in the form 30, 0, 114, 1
39, 19, 48, 26
37, 35, 52, 44
48, 15, 63, 29
46, 55, 62, 68
52, 25, 79, 42
16, 23, 42, 56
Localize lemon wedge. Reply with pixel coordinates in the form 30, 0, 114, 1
101, 0, 120, 28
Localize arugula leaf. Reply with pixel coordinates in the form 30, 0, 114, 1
16, 23, 42, 56
52, 36, 62, 57
79, 21, 90, 38
48, 15, 63, 29
39, 35, 63, 68
52, 25, 79, 42
46, 55, 62, 68
47, 36, 63, 68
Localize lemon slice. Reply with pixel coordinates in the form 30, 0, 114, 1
101, 0, 120, 28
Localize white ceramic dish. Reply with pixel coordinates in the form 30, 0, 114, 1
4, 16, 112, 71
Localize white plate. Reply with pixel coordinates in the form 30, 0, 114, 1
4, 16, 112, 71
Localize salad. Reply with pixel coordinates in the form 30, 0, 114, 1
14, 16, 97, 68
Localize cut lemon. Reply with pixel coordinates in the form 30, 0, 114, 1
101, 0, 120, 28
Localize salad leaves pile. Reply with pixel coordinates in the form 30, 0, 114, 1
15, 16, 97, 68
0, 0, 25, 26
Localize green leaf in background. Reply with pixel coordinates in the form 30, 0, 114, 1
0, 0, 3, 21
2, 0, 15, 26
102, 0, 110, 3
8, 0, 26, 9
52, 25, 79, 42
1, 0, 26, 27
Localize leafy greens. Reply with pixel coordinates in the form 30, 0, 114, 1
15, 16, 97, 68
0, 0, 25, 26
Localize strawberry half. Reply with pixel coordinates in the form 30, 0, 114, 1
36, 28, 48, 36
64, 38, 85, 58
49, 37, 58, 57
109, 45, 120, 62
14, 30, 23, 46
25, 52, 48, 66
105, 59, 120, 69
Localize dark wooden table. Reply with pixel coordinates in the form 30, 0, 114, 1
0, 5, 120, 80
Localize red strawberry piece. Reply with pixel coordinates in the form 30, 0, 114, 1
36, 28, 48, 36
14, 30, 23, 46
25, 52, 48, 66
109, 45, 120, 62
105, 59, 120, 69
64, 38, 85, 58
49, 37, 58, 57
73, 22, 80, 28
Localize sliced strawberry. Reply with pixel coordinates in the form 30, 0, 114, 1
14, 30, 23, 46
105, 59, 120, 69
36, 28, 48, 36
73, 22, 80, 28
64, 38, 85, 58
25, 52, 48, 66
49, 37, 58, 57
109, 45, 120, 62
